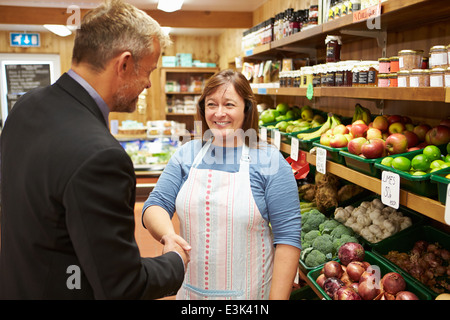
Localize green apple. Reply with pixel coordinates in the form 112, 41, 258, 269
276, 103, 289, 115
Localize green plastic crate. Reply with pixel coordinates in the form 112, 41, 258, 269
372, 225, 450, 298
374, 145, 448, 198
290, 285, 321, 300
340, 148, 383, 178
430, 167, 450, 205
307, 251, 433, 300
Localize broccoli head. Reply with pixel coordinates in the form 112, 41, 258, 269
304, 249, 327, 267
302, 210, 326, 234
302, 230, 321, 243
312, 235, 334, 255
319, 219, 340, 234
330, 224, 354, 239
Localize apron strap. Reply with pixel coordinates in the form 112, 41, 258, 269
192, 139, 213, 167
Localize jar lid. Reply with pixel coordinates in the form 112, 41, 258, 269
378, 74, 388, 78
325, 35, 342, 45
378, 58, 390, 62
398, 49, 416, 55
410, 69, 429, 74
397, 70, 410, 75
388, 73, 398, 77
430, 45, 446, 52
430, 67, 446, 73
389, 56, 399, 61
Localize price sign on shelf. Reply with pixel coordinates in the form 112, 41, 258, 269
381, 171, 400, 209
260, 126, 267, 141
273, 129, 281, 149
316, 147, 327, 174
290, 137, 299, 161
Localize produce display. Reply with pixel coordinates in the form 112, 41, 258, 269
384, 240, 449, 294
333, 197, 413, 244
298, 172, 366, 212
379, 143, 450, 175
296, 112, 343, 141
314, 243, 421, 300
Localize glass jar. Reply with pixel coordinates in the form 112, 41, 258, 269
445, 67, 450, 88
367, 61, 379, 87
389, 56, 400, 73
399, 50, 424, 71
352, 62, 360, 87
409, 69, 430, 87
429, 45, 448, 69
378, 73, 389, 87
327, 62, 337, 86
378, 58, 390, 74
335, 62, 344, 86
430, 68, 445, 87
302, 66, 314, 88
358, 62, 370, 87
388, 73, 398, 87
343, 61, 358, 86
312, 65, 321, 87
422, 57, 429, 69
325, 35, 342, 62
397, 70, 410, 87
320, 64, 328, 87
447, 45, 450, 68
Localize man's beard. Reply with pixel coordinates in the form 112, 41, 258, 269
112, 78, 142, 113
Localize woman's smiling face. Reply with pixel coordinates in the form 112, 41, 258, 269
204, 83, 245, 145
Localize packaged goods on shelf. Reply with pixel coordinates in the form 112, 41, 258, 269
118, 120, 147, 135
429, 45, 449, 69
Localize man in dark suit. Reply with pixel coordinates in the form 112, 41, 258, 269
0, 0, 190, 299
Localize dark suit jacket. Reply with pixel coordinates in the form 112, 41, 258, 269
0, 73, 184, 299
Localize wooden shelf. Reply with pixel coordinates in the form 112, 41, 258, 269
254, 87, 450, 103
160, 67, 219, 73
276, 140, 447, 225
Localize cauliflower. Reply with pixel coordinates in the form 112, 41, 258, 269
304, 249, 327, 267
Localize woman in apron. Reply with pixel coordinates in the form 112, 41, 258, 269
143, 70, 301, 300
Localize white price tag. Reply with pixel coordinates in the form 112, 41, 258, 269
445, 184, 450, 225
316, 147, 327, 174
260, 127, 267, 141
291, 137, 299, 161
273, 130, 281, 149
381, 171, 400, 209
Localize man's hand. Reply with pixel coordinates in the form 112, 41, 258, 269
160, 234, 191, 270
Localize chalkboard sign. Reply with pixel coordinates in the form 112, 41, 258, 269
5, 64, 51, 113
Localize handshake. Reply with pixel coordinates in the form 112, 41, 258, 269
160, 233, 191, 270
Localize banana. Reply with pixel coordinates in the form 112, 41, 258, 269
353, 103, 371, 124
296, 115, 332, 140
352, 104, 362, 123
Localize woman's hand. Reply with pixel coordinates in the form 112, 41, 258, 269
160, 233, 191, 270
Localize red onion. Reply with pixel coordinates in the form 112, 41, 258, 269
323, 261, 343, 278
381, 272, 406, 295
381, 292, 396, 300
323, 277, 345, 298
346, 261, 367, 282
349, 282, 359, 293
358, 279, 380, 300
359, 268, 377, 284
334, 286, 362, 300
338, 242, 365, 266
340, 272, 353, 286
316, 273, 326, 288
396, 291, 419, 300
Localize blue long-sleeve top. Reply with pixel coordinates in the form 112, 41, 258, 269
142, 139, 302, 250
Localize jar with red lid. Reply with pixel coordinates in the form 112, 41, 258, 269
389, 56, 400, 73
388, 73, 398, 87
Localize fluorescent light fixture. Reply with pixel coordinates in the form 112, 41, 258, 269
157, 0, 184, 12
43, 24, 72, 37
161, 27, 172, 35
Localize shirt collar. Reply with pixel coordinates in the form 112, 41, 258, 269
67, 69, 110, 127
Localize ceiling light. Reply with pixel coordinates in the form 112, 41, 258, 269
43, 24, 72, 37
157, 0, 184, 12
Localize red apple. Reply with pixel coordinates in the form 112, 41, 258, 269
388, 114, 404, 125
320, 132, 332, 146
330, 133, 349, 148
347, 137, 368, 155
388, 122, 406, 135
372, 115, 389, 132
425, 125, 450, 145
332, 124, 350, 135
351, 123, 368, 138
402, 131, 419, 148
416, 142, 428, 149
366, 127, 383, 140
403, 116, 412, 124
413, 123, 432, 141
385, 133, 408, 155
440, 118, 450, 128
361, 139, 386, 159
408, 147, 420, 152
346, 124, 353, 132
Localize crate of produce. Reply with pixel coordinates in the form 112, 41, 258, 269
430, 167, 450, 205
307, 251, 432, 300
332, 195, 425, 248
290, 285, 320, 300
374, 145, 448, 198
312, 141, 347, 165
339, 148, 384, 178
298, 208, 364, 274
372, 225, 450, 298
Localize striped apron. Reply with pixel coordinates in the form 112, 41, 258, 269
175, 139, 274, 300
